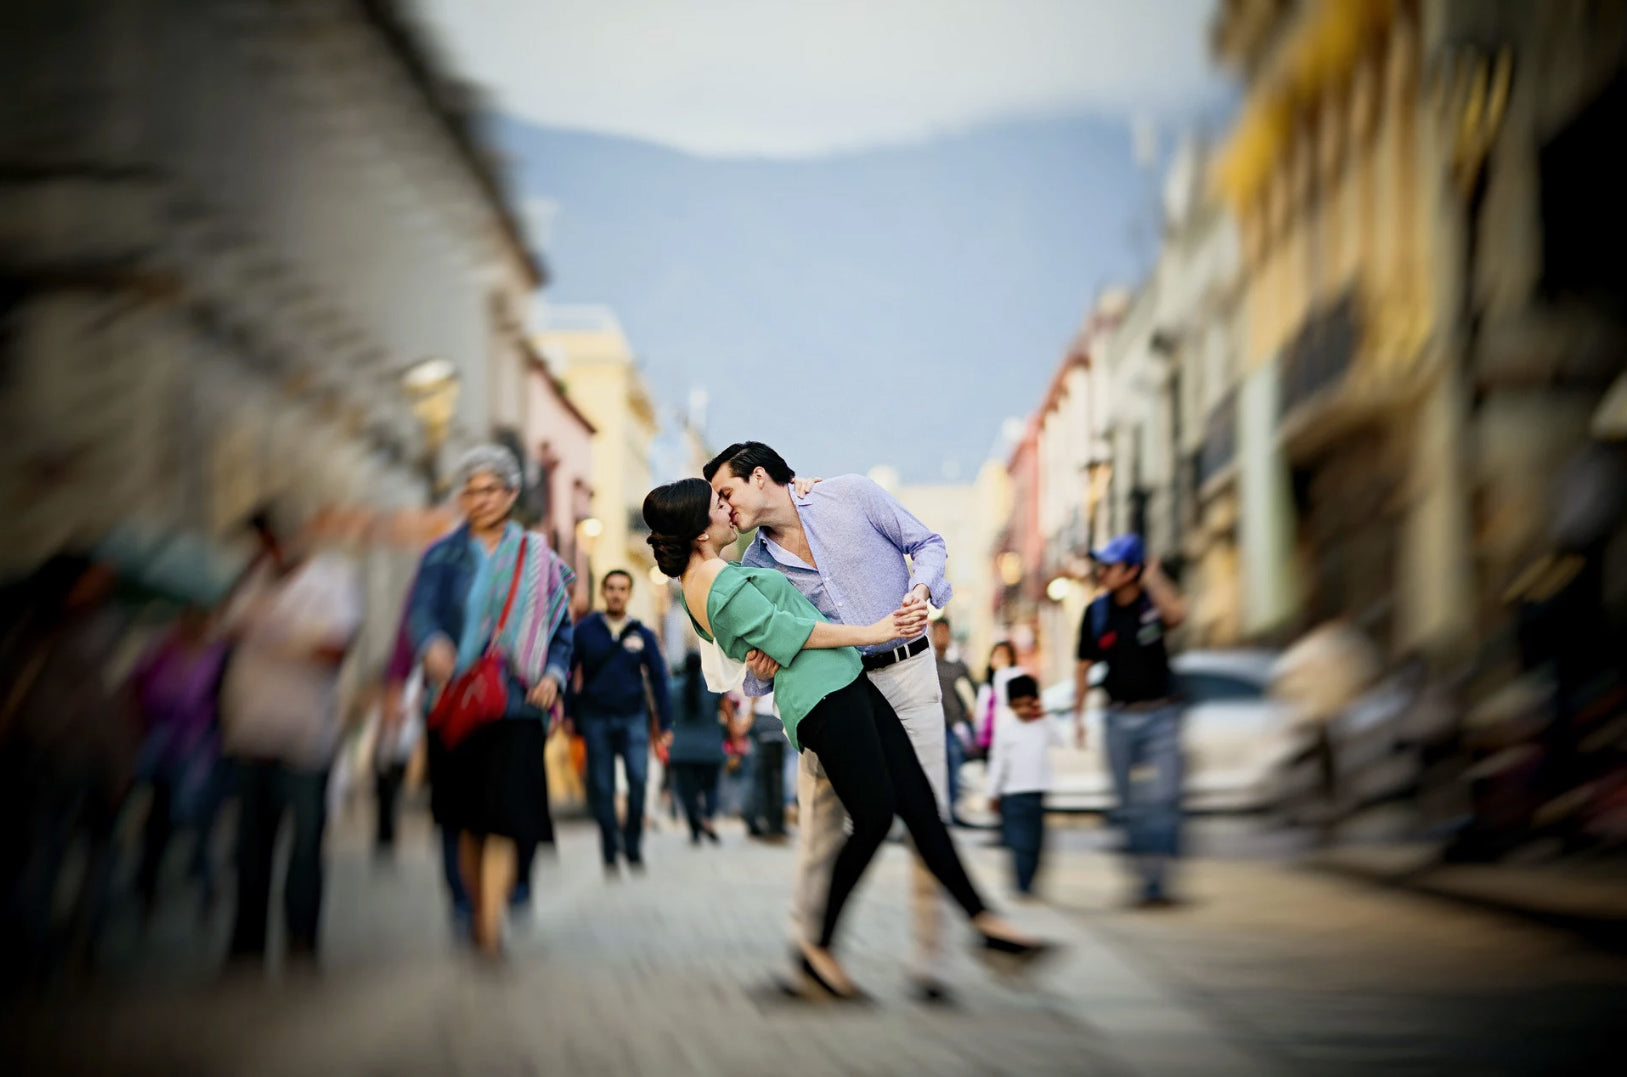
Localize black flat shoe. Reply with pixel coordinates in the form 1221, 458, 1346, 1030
976, 932, 1057, 976
912, 978, 955, 1007
799, 956, 867, 1001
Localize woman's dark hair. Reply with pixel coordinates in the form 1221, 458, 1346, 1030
986, 640, 1018, 685
642, 478, 712, 578
702, 441, 794, 485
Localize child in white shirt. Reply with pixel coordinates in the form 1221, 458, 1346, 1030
986, 670, 1058, 896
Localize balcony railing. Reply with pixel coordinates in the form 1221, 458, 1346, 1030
1195, 387, 1238, 489
1279, 289, 1361, 419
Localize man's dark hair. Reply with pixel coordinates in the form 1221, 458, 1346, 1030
932, 617, 951, 631
702, 441, 794, 485
1005, 673, 1040, 705
601, 569, 634, 590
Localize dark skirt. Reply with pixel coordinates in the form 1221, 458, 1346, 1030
428, 718, 553, 847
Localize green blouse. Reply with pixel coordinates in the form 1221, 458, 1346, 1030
682, 563, 862, 750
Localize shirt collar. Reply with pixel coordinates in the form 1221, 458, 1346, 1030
599, 611, 636, 634
757, 530, 814, 571
755, 496, 818, 569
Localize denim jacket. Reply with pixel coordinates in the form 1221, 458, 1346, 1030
404, 524, 574, 721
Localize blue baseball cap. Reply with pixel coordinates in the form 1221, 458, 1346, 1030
1090, 533, 1145, 567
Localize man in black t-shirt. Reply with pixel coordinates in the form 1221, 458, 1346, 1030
1071, 533, 1188, 907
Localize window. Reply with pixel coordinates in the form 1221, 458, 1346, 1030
1176, 671, 1263, 703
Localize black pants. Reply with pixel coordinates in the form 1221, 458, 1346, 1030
374, 763, 406, 850
752, 733, 786, 836
229, 760, 327, 958
671, 762, 721, 840
795, 677, 986, 949
1000, 791, 1045, 894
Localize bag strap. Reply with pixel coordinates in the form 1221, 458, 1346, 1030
488, 534, 529, 649
1090, 595, 1109, 642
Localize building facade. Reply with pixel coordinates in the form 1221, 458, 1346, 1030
1211, 0, 1461, 656
537, 306, 663, 626
0, 0, 545, 672
1209, 0, 1627, 669
522, 348, 597, 618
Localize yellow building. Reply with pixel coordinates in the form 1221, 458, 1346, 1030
1209, 0, 1627, 668
536, 306, 664, 627
882, 462, 1010, 677
1210, 0, 1472, 657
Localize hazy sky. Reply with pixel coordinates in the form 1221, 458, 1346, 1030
420, 0, 1220, 158
416, 1, 1229, 481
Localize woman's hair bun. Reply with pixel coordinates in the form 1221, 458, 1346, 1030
646, 532, 691, 578
641, 477, 714, 578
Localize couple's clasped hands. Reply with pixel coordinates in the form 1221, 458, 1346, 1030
743, 584, 931, 678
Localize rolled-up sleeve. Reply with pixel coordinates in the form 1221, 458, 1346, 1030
405, 549, 447, 656
856, 479, 954, 609
544, 615, 573, 691
713, 580, 816, 670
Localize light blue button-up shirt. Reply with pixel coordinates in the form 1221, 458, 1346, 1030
740, 474, 953, 695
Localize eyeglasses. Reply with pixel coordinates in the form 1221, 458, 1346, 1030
463, 484, 506, 499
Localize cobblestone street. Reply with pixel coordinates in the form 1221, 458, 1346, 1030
4, 804, 1625, 1076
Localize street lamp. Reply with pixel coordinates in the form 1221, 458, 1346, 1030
578, 516, 603, 541
997, 551, 1023, 587
1045, 576, 1072, 603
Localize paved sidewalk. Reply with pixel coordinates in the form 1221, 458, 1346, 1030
6, 804, 1625, 1075
1306, 841, 1627, 947
3, 808, 1270, 1076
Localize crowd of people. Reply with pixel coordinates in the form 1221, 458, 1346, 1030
3, 437, 1213, 1001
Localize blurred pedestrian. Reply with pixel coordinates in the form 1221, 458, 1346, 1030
565, 569, 672, 877
405, 445, 575, 958
128, 604, 231, 919
0, 554, 138, 986
744, 690, 788, 840
973, 641, 1019, 759
1071, 534, 1188, 909
647, 478, 1050, 999
720, 689, 754, 821
668, 651, 731, 845
931, 618, 977, 826
219, 507, 364, 968
986, 672, 1057, 899
705, 442, 963, 1003
371, 627, 424, 858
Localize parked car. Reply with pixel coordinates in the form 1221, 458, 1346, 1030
1272, 659, 1456, 831
1025, 650, 1299, 813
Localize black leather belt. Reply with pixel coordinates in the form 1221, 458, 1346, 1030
1112, 697, 1179, 713
861, 635, 929, 672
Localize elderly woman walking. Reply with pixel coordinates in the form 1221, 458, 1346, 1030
405, 446, 576, 957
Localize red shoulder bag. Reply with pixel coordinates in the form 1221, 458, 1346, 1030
428, 535, 527, 750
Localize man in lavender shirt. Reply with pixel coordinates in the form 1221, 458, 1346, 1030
704, 441, 955, 1003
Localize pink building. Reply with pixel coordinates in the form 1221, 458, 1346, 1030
523, 343, 596, 618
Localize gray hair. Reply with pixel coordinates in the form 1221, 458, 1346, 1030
454, 444, 522, 492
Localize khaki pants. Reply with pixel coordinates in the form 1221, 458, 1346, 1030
790, 648, 949, 979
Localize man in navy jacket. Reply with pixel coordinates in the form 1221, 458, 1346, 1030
566, 570, 673, 874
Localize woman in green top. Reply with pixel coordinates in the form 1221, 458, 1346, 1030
644, 478, 1049, 998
